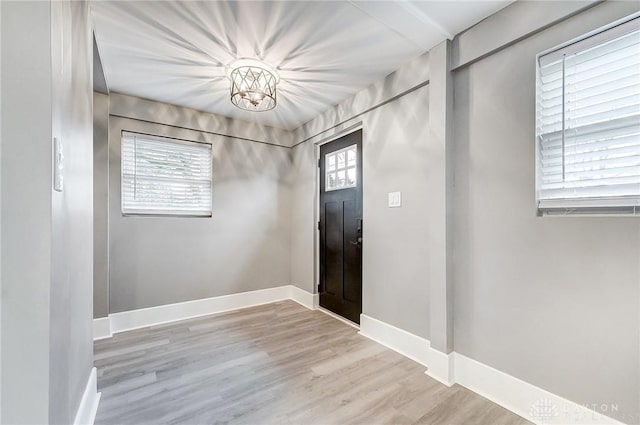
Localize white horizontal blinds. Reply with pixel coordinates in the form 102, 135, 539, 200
121, 132, 212, 216
536, 18, 640, 209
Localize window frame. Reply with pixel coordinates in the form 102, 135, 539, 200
534, 14, 640, 215
120, 131, 213, 218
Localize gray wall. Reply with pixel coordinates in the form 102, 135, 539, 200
0, 1, 3, 418
107, 94, 292, 313
94, 92, 110, 318
452, 1, 640, 421
49, 1, 94, 423
1, 1, 94, 423
93, 36, 109, 95
1, 2, 53, 422
289, 141, 316, 295
292, 53, 432, 339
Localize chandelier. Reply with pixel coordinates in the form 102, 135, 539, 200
227, 59, 279, 112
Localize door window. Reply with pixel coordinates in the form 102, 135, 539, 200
325, 144, 357, 191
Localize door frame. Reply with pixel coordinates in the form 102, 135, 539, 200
313, 122, 364, 315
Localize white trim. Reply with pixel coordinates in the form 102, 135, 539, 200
358, 314, 454, 386
93, 317, 112, 341
108, 286, 290, 334
359, 314, 431, 366
94, 286, 316, 338
454, 353, 626, 425
289, 285, 319, 310
425, 347, 455, 387
73, 367, 101, 425
358, 313, 625, 425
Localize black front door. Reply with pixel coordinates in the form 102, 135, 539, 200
319, 130, 363, 324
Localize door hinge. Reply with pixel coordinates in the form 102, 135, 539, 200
317, 221, 321, 230
318, 159, 321, 168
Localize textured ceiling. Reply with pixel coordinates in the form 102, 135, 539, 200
91, 1, 512, 130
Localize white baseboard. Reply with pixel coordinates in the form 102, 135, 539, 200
94, 285, 317, 337
359, 313, 624, 425
425, 346, 455, 387
108, 286, 291, 334
358, 314, 454, 386
289, 285, 319, 310
454, 353, 625, 425
93, 317, 112, 340
73, 367, 101, 425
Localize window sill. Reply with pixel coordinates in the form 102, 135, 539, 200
121, 212, 212, 218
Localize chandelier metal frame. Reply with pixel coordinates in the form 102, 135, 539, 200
227, 58, 279, 112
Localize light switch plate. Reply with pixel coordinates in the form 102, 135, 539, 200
388, 191, 401, 208
53, 137, 64, 192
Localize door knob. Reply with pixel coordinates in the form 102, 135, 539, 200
350, 236, 362, 247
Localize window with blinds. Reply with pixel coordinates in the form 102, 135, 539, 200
121, 132, 212, 216
536, 17, 640, 213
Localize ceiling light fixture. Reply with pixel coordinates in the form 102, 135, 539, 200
227, 58, 279, 112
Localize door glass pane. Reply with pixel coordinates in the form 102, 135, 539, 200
347, 149, 356, 166
337, 169, 346, 187
327, 155, 336, 171
327, 172, 337, 190
347, 167, 356, 186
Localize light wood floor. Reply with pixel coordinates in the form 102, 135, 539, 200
94, 300, 531, 425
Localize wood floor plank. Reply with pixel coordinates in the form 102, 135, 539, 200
94, 300, 531, 425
